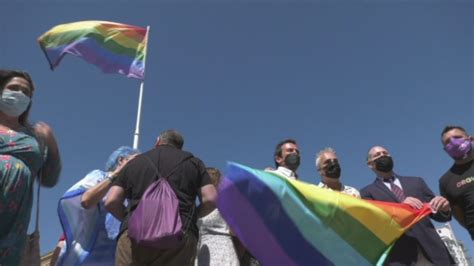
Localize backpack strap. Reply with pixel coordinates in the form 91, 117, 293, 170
34, 172, 41, 233
143, 153, 193, 181
143, 153, 196, 233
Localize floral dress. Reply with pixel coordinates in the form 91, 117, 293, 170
0, 128, 45, 265
195, 209, 240, 266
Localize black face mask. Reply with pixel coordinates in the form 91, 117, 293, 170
374, 156, 394, 173
324, 159, 341, 179
284, 153, 300, 171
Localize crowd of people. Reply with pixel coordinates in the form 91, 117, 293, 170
0, 68, 473, 266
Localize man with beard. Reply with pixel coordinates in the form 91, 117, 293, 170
439, 125, 474, 240
360, 146, 454, 265
315, 147, 360, 197
266, 139, 301, 179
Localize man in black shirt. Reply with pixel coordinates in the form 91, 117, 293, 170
440, 125, 474, 239
105, 129, 217, 265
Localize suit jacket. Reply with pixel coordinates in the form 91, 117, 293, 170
360, 176, 454, 266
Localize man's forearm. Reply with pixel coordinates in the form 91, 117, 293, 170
431, 209, 452, 222
106, 201, 126, 222
81, 178, 112, 209
453, 206, 467, 228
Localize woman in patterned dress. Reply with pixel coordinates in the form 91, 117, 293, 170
0, 69, 62, 265
195, 168, 239, 266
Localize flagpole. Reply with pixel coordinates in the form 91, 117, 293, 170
133, 81, 144, 149
133, 25, 150, 149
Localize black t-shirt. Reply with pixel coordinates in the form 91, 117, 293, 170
439, 159, 474, 238
113, 145, 212, 237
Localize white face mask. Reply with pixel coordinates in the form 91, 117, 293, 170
0, 89, 31, 117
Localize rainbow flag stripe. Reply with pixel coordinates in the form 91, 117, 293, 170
218, 163, 432, 265
38, 21, 148, 79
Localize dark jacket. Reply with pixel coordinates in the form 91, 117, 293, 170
360, 176, 454, 266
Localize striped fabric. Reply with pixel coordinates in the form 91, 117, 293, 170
218, 163, 432, 265
389, 179, 406, 202
38, 21, 148, 79
57, 170, 119, 266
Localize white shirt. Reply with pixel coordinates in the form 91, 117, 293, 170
266, 166, 297, 180
378, 175, 404, 191
318, 182, 361, 198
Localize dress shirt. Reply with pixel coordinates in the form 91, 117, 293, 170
318, 182, 361, 198
266, 166, 297, 180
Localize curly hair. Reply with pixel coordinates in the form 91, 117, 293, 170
105, 146, 140, 171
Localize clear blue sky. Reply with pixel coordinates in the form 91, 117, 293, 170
2, 0, 473, 260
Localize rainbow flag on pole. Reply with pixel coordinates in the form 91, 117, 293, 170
218, 163, 432, 265
38, 20, 148, 79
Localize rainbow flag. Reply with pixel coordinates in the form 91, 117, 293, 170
38, 21, 148, 79
218, 163, 432, 265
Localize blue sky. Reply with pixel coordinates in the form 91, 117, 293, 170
2, 0, 473, 260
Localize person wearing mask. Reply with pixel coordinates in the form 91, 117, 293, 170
360, 146, 453, 265
315, 147, 360, 197
266, 139, 300, 180
439, 125, 474, 239
0, 69, 61, 265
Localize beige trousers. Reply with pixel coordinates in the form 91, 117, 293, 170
116, 230, 197, 266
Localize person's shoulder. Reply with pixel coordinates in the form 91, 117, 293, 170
344, 184, 359, 191
359, 182, 376, 193
439, 167, 455, 185
343, 185, 361, 198
86, 169, 105, 178
142, 148, 158, 157
182, 150, 195, 158
397, 175, 422, 182
67, 169, 104, 192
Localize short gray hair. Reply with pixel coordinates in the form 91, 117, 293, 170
315, 147, 336, 170
159, 129, 184, 149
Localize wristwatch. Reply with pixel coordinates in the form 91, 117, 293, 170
107, 173, 117, 183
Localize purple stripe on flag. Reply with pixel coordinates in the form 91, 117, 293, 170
217, 178, 296, 266
42, 37, 144, 79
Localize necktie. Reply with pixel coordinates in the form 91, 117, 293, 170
389, 178, 406, 202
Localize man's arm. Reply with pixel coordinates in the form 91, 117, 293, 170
104, 186, 127, 222
34, 122, 62, 187
81, 178, 114, 209
81, 155, 137, 209
417, 178, 451, 221
452, 204, 466, 228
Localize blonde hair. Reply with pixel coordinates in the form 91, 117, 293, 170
206, 167, 222, 187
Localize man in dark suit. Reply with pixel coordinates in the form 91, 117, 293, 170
360, 146, 454, 265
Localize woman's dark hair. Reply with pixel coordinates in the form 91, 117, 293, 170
0, 69, 35, 126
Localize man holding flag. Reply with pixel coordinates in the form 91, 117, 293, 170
361, 145, 454, 265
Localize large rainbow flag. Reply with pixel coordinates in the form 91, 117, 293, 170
218, 163, 432, 265
38, 20, 148, 79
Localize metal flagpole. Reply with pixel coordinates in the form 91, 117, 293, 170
133, 25, 150, 149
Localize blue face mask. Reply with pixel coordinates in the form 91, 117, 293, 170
0, 89, 31, 117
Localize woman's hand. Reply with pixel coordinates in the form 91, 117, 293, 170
34, 121, 56, 149
34, 121, 61, 187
